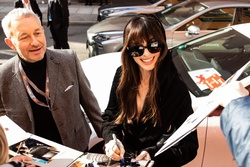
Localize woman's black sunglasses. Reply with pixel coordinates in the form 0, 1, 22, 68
126, 41, 162, 57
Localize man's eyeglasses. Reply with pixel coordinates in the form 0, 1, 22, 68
126, 41, 162, 57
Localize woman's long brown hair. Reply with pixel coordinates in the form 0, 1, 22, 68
115, 14, 168, 126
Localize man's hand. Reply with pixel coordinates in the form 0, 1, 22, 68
214, 81, 249, 107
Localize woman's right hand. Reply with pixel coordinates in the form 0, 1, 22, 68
104, 138, 125, 161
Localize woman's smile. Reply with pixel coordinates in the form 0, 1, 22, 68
141, 56, 154, 63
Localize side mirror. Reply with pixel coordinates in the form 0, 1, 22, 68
185, 25, 200, 37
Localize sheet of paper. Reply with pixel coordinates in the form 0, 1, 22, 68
0, 115, 30, 146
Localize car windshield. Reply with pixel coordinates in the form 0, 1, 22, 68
156, 0, 207, 26
172, 27, 250, 97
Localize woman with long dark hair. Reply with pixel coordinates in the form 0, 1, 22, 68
102, 14, 198, 166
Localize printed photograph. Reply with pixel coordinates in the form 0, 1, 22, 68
9, 138, 59, 163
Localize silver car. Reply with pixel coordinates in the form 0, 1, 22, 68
97, 0, 173, 21
87, 0, 250, 57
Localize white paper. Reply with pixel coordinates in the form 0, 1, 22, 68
0, 115, 30, 146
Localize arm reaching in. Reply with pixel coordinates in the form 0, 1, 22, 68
215, 81, 249, 107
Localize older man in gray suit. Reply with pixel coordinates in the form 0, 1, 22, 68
0, 8, 102, 152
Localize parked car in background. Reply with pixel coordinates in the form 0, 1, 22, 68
87, 0, 250, 57
84, 23, 250, 166
97, 0, 174, 21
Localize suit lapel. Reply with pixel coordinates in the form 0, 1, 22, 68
12, 56, 33, 120
46, 49, 60, 108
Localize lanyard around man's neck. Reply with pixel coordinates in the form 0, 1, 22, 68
19, 61, 51, 109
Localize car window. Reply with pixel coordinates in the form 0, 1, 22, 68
177, 7, 250, 31
156, 0, 207, 26
233, 8, 250, 25
171, 27, 250, 97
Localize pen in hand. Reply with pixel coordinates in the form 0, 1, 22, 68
112, 134, 125, 163
112, 134, 119, 149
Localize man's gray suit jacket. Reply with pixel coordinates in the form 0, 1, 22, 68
0, 49, 102, 151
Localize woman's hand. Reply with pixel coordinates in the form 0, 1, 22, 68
104, 138, 125, 161
135, 151, 151, 161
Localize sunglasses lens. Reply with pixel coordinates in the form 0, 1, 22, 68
148, 42, 162, 53
127, 42, 162, 57
127, 46, 144, 57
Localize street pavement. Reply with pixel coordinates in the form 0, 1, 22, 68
0, 0, 99, 25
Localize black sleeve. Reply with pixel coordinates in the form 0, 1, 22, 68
142, 91, 198, 166
101, 67, 123, 142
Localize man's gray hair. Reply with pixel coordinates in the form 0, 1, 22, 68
1, 8, 41, 38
